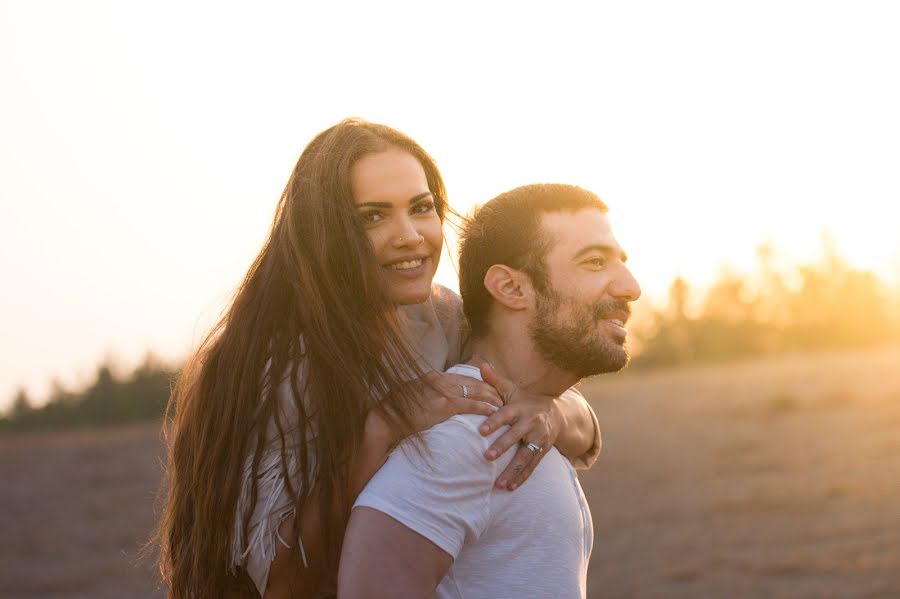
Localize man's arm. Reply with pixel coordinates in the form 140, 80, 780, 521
338, 507, 453, 599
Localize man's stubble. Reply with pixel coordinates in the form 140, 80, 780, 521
529, 289, 630, 379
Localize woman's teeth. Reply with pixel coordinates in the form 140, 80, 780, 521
388, 258, 424, 271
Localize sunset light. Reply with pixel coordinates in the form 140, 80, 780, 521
3, 3, 900, 597
3, 2, 899, 405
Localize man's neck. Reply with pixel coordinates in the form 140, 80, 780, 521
468, 334, 579, 396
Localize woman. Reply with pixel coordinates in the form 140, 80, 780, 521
156, 119, 601, 598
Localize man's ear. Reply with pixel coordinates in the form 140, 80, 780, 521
483, 265, 531, 310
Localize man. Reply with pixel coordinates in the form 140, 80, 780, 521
338, 184, 641, 598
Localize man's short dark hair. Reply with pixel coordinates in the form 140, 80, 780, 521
458, 183, 608, 338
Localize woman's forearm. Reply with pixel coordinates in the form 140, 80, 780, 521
266, 412, 396, 597
553, 388, 602, 468
350, 411, 397, 495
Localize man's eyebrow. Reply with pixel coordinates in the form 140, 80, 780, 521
355, 191, 433, 209
573, 243, 628, 263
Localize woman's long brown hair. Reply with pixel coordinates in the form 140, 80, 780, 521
155, 119, 448, 597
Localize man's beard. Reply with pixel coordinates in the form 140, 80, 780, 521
529, 289, 631, 378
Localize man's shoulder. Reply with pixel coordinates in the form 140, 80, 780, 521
445, 362, 480, 376
421, 362, 490, 443
418, 362, 498, 450
368, 362, 497, 480
387, 363, 496, 473
404, 413, 491, 462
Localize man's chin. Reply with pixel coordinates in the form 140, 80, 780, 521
576, 343, 629, 378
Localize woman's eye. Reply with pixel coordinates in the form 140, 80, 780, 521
412, 200, 435, 215
359, 211, 383, 224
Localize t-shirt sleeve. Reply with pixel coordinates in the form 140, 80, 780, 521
354, 417, 497, 559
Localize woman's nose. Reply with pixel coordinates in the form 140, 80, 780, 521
391, 216, 424, 248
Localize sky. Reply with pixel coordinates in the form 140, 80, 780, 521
2, 1, 899, 408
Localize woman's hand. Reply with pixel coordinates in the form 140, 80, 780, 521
477, 363, 561, 491
415, 370, 504, 428
379, 371, 505, 447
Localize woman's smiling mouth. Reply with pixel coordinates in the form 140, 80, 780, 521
387, 258, 424, 271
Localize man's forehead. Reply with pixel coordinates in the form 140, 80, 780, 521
540, 209, 621, 256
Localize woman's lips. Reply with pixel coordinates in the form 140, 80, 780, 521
383, 256, 430, 279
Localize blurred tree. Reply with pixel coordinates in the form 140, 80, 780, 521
10, 388, 33, 419
753, 242, 791, 333
631, 236, 898, 368
2, 354, 176, 434
630, 278, 695, 367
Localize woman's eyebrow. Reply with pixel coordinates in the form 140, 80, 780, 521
356, 192, 432, 209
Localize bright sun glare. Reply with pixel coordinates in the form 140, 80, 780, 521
1, 1, 899, 407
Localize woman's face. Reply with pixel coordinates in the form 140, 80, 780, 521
351, 148, 443, 305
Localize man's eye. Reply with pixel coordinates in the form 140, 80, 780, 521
586, 257, 607, 268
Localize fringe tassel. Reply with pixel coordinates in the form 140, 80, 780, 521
229, 448, 309, 592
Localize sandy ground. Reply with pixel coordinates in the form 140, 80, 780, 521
2, 345, 899, 598
582, 344, 900, 598
0, 424, 166, 599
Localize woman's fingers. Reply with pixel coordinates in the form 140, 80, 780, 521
449, 397, 498, 418
506, 442, 548, 490
438, 373, 503, 408
478, 404, 518, 438
479, 363, 518, 404
494, 445, 537, 490
483, 418, 532, 461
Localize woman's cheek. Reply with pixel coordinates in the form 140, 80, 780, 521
364, 227, 388, 262
425, 216, 444, 254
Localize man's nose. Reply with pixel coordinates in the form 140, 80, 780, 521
611, 265, 641, 302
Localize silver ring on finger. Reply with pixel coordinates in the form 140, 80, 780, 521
525, 442, 543, 455
461, 384, 469, 399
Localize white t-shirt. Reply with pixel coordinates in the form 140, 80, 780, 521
354, 364, 594, 598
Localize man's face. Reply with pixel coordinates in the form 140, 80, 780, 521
528, 209, 641, 378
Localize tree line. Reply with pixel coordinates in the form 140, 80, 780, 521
630, 241, 899, 367
3, 241, 898, 433
1, 356, 175, 434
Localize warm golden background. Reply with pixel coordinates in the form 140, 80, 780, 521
2, 1, 899, 597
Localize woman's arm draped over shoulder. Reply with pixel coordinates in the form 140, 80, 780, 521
551, 386, 602, 469
475, 365, 602, 490
430, 287, 602, 469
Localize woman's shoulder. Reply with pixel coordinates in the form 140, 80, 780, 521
429, 284, 470, 367
430, 284, 467, 336
430, 284, 463, 320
